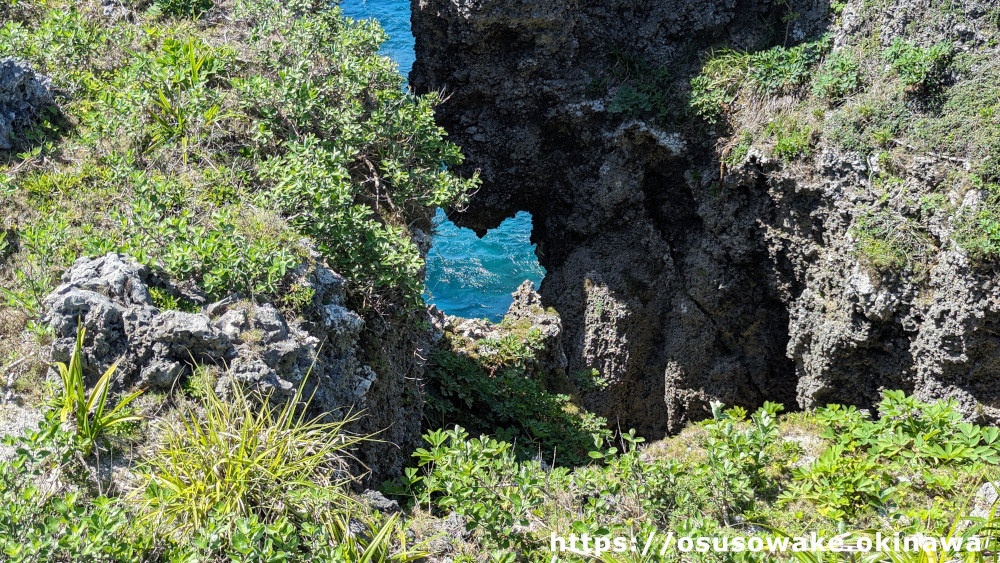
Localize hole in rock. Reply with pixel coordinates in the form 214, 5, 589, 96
338, 1, 545, 320
425, 209, 545, 321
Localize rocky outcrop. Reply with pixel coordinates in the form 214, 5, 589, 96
411, 0, 806, 435
41, 253, 412, 480
0, 58, 53, 150
432, 280, 569, 378
412, 0, 1000, 433
43, 253, 368, 411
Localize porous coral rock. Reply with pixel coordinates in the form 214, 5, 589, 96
0, 58, 53, 150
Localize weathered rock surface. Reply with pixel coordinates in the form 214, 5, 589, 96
412, 0, 1000, 433
0, 58, 53, 150
41, 253, 407, 478
431, 280, 568, 381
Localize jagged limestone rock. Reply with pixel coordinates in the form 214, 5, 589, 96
0, 58, 53, 150
43, 253, 374, 413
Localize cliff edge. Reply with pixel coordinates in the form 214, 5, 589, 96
412, 0, 1000, 433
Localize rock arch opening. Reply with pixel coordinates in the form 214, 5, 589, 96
424, 209, 546, 321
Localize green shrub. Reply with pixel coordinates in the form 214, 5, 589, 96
0, 407, 423, 561
404, 427, 548, 552
701, 402, 785, 518
783, 392, 1000, 520
148, 287, 199, 312
812, 50, 861, 100
0, 0, 477, 315
152, 0, 213, 18
780, 444, 892, 520
608, 84, 653, 115
819, 391, 1000, 466
424, 327, 611, 465
0, 416, 150, 560
884, 38, 953, 94
766, 117, 814, 161
175, 510, 429, 562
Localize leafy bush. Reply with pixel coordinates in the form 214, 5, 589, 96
153, 0, 213, 18
403, 427, 548, 552
782, 392, 1000, 520
0, 417, 149, 561
818, 391, 1000, 465
955, 186, 1000, 263
0, 415, 426, 560
424, 326, 611, 465
0, 0, 477, 316
385, 392, 998, 558
608, 84, 653, 115
701, 402, 785, 519
766, 117, 814, 161
812, 50, 861, 100
780, 444, 893, 520
175, 510, 429, 562
884, 39, 953, 94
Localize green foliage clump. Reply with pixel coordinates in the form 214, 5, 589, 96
812, 50, 861, 100
884, 38, 953, 94
781, 443, 893, 520
766, 117, 814, 161
393, 425, 681, 554
425, 325, 610, 465
592, 48, 682, 122
152, 0, 213, 18
851, 204, 934, 272
700, 402, 786, 519
608, 84, 652, 115
781, 391, 1000, 520
0, 415, 426, 560
405, 427, 548, 552
381, 392, 1000, 558
140, 381, 361, 536
56, 325, 143, 455
955, 188, 1000, 263
690, 36, 831, 124
148, 287, 199, 312
0, 415, 150, 561
0, 0, 476, 316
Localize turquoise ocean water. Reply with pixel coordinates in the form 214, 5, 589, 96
339, 0, 545, 321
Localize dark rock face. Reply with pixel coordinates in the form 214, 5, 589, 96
411, 0, 804, 434
411, 0, 1000, 433
0, 58, 53, 150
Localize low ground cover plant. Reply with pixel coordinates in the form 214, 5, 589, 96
424, 322, 612, 466
382, 393, 1000, 560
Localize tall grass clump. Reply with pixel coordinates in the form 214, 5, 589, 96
140, 380, 364, 536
